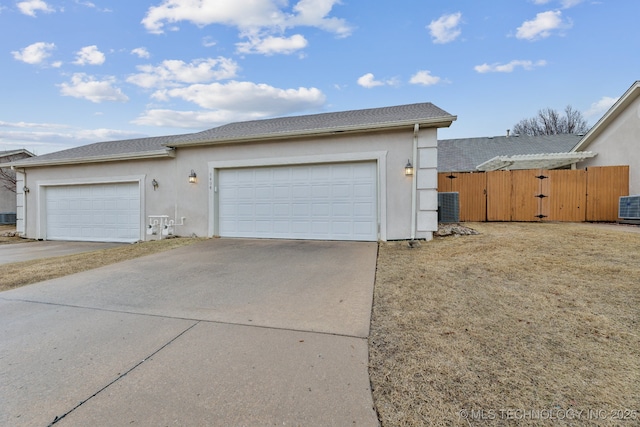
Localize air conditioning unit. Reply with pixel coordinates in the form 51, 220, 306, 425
0, 212, 17, 225
619, 195, 640, 220
438, 192, 459, 223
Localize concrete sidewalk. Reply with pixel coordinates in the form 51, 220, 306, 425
0, 239, 380, 426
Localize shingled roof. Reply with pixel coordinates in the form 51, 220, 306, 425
5, 134, 182, 168
169, 102, 455, 147
6, 103, 455, 168
438, 134, 584, 172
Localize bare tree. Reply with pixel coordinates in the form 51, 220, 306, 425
513, 105, 589, 136
0, 155, 19, 193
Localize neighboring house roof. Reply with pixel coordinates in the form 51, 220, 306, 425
169, 102, 456, 147
0, 149, 35, 161
438, 134, 584, 172
6, 103, 456, 168
571, 80, 640, 152
4, 134, 182, 168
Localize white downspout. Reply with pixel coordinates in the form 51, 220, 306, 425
411, 123, 419, 240
12, 166, 26, 237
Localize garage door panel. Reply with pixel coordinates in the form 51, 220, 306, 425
255, 203, 272, 216
354, 183, 375, 197
237, 204, 253, 216
311, 166, 331, 180
311, 184, 330, 198
333, 203, 350, 216
237, 187, 253, 200
273, 203, 289, 216
46, 183, 140, 243
219, 162, 377, 241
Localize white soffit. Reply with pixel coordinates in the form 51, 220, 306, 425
476, 152, 596, 171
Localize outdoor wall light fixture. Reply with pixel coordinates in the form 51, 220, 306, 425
189, 170, 197, 183
405, 159, 414, 176
23, 186, 30, 193
152, 179, 159, 190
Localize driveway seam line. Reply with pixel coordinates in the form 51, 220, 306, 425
0, 297, 369, 340
46, 321, 200, 427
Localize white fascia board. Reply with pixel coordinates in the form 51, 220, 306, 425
7, 149, 175, 169
166, 116, 457, 148
572, 81, 640, 152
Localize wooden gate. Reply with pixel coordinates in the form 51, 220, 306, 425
586, 166, 629, 221
438, 172, 486, 221
437, 166, 629, 222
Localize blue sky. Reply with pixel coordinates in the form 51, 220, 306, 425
1, 0, 638, 155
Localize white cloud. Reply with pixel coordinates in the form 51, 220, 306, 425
516, 10, 571, 40
584, 96, 618, 119
561, 0, 584, 8
202, 36, 217, 47
532, 0, 582, 8
154, 80, 325, 114
288, 0, 352, 37
74, 0, 112, 12
17, 0, 54, 16
428, 12, 462, 44
132, 109, 262, 128
0, 120, 69, 129
474, 59, 547, 73
11, 42, 56, 65
409, 70, 442, 86
356, 73, 399, 89
236, 34, 308, 55
131, 47, 151, 59
127, 58, 239, 89
73, 45, 106, 66
133, 80, 326, 128
0, 121, 142, 154
357, 73, 383, 88
59, 73, 129, 103
141, 0, 353, 40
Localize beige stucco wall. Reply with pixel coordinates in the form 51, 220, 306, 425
580, 95, 640, 195
20, 126, 440, 241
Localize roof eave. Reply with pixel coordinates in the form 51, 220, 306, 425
572, 81, 640, 152
164, 116, 458, 148
5, 148, 175, 169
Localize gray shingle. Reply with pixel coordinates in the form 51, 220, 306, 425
438, 134, 583, 172
170, 103, 454, 145
9, 134, 185, 166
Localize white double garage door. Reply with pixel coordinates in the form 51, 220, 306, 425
43, 161, 378, 242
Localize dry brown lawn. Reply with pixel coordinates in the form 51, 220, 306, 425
370, 222, 640, 426
0, 234, 205, 291
0, 225, 30, 244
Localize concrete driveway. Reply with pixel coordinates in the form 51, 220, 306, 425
0, 239, 380, 426
0, 241, 124, 265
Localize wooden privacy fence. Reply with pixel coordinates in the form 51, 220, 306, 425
438, 166, 629, 222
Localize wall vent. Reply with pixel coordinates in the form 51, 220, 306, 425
619, 195, 640, 220
438, 192, 459, 223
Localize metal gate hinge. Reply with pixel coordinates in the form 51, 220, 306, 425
535, 194, 548, 198
535, 214, 548, 219
535, 175, 549, 180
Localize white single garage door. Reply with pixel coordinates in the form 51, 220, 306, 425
218, 162, 377, 241
46, 183, 140, 242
